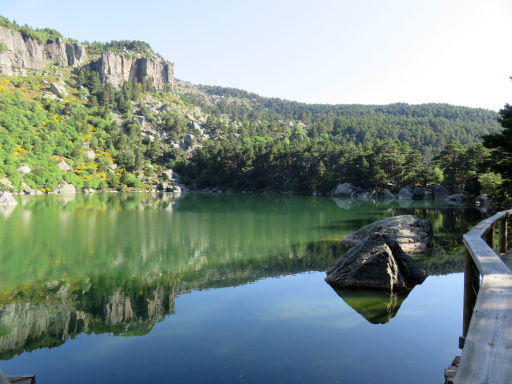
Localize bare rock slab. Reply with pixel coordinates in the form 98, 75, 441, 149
326, 233, 427, 292
341, 214, 433, 252
0, 192, 17, 206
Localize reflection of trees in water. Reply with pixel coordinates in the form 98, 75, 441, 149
0, 194, 485, 359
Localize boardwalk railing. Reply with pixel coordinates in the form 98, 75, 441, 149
455, 209, 512, 383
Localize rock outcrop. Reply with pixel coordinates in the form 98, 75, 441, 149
325, 233, 427, 291
341, 215, 433, 252
332, 183, 360, 197
0, 26, 86, 76
0, 192, 17, 206
97, 51, 173, 90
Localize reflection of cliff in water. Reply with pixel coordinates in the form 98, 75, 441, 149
0, 193, 483, 359
0, 240, 343, 360
330, 287, 408, 324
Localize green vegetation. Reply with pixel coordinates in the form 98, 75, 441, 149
0, 16, 62, 44
189, 85, 500, 157
85, 40, 154, 56
0, 42, 6, 53
483, 97, 512, 199
0, 15, 504, 195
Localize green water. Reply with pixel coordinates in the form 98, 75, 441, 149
0, 193, 486, 383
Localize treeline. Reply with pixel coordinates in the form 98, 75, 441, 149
0, 15, 63, 44
85, 40, 154, 56
185, 85, 500, 156
175, 134, 495, 195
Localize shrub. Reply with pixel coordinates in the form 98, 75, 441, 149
478, 172, 503, 196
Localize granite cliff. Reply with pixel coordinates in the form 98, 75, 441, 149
0, 25, 86, 76
0, 24, 174, 90
97, 50, 174, 90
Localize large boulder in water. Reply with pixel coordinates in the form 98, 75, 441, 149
341, 215, 433, 252
325, 233, 427, 292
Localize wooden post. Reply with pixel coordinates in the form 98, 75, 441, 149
485, 224, 494, 249
499, 215, 508, 254
462, 249, 479, 341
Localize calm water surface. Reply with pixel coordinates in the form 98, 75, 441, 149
0, 193, 487, 383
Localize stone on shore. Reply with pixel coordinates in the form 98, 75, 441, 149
0, 191, 17, 206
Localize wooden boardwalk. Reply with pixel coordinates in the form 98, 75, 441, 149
455, 210, 512, 383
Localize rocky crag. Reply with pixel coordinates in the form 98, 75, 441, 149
0, 26, 86, 76
0, 25, 173, 90
97, 51, 173, 91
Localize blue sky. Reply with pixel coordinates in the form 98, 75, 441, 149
1, 0, 511, 110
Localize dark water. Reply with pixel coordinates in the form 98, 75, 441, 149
0, 193, 487, 383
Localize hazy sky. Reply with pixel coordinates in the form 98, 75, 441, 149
1, 0, 511, 110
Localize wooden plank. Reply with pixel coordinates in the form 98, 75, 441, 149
499, 216, 508, 253
463, 250, 479, 338
464, 235, 511, 275
455, 274, 512, 383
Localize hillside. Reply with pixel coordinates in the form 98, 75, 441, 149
0, 16, 502, 195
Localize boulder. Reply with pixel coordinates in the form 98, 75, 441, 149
433, 185, 450, 200
17, 164, 31, 176
162, 169, 173, 181
55, 183, 76, 194
332, 183, 357, 197
446, 193, 463, 202
413, 186, 433, 200
325, 233, 427, 291
0, 178, 13, 191
85, 149, 95, 160
355, 191, 372, 199
21, 182, 34, 195
58, 160, 71, 172
382, 189, 397, 200
157, 182, 169, 191
0, 191, 17, 206
341, 215, 433, 252
475, 194, 491, 208
398, 187, 414, 200
50, 82, 67, 97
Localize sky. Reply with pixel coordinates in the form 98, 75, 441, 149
1, 0, 511, 110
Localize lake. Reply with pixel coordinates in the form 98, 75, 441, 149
0, 193, 487, 383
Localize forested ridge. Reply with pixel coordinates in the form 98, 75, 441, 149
0, 16, 507, 197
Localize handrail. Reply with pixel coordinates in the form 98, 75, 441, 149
454, 209, 512, 383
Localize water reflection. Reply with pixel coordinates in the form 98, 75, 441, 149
329, 287, 408, 324
0, 193, 487, 360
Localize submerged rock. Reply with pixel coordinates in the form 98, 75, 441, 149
326, 233, 427, 292
341, 215, 433, 252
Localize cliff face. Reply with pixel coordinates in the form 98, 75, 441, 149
0, 26, 174, 90
97, 51, 174, 90
0, 26, 86, 76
